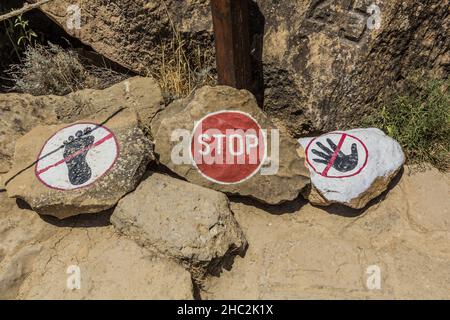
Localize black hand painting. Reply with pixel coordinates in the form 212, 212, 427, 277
63, 127, 95, 185
311, 138, 359, 173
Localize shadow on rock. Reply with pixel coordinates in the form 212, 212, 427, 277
320, 167, 405, 218
229, 193, 308, 215
248, 0, 266, 108
207, 242, 248, 277
36, 206, 114, 228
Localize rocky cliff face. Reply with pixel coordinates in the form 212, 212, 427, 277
39, 0, 449, 136
254, 0, 449, 135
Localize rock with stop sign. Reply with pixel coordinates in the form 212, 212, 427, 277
153, 86, 310, 205
299, 128, 405, 209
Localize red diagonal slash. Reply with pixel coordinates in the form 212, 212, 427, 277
322, 133, 347, 177
36, 133, 114, 176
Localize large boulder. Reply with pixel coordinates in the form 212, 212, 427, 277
0, 77, 163, 174
111, 172, 247, 277
56, 76, 164, 133
40, 0, 214, 74
40, 0, 449, 135
153, 85, 310, 204
298, 128, 405, 209
4, 108, 154, 219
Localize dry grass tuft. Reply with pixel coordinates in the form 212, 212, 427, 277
7, 42, 128, 96
151, 38, 216, 103
149, 0, 216, 104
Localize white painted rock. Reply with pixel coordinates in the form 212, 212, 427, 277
299, 128, 405, 209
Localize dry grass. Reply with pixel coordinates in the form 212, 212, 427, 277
4, 0, 215, 99
149, 0, 216, 104
7, 43, 128, 96
152, 38, 215, 103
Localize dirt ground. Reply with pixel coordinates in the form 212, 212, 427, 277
0, 166, 449, 299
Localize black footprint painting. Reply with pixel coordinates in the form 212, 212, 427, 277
63, 127, 95, 185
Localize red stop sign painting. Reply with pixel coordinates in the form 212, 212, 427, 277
190, 110, 266, 184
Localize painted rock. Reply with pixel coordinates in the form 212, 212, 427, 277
111, 172, 247, 279
0, 76, 163, 175
153, 85, 310, 205
3, 108, 154, 219
298, 128, 405, 209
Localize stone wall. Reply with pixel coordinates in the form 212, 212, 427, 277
39, 0, 449, 136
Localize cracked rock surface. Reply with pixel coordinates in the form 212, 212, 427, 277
111, 172, 248, 277
40, 0, 449, 136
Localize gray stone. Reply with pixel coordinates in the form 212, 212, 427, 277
111, 172, 247, 277
0, 193, 194, 300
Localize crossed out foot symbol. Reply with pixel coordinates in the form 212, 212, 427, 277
63, 127, 95, 185
311, 138, 359, 173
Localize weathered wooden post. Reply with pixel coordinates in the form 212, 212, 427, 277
210, 0, 252, 90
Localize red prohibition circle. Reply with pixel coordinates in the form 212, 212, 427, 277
34, 122, 120, 191
190, 110, 266, 184
305, 132, 369, 179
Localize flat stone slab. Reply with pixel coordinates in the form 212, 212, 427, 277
202, 168, 450, 299
0, 192, 194, 300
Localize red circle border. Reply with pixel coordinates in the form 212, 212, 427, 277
34, 122, 120, 191
189, 110, 267, 185
305, 132, 369, 179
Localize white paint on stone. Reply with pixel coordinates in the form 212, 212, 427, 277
35, 123, 118, 190
299, 128, 405, 204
